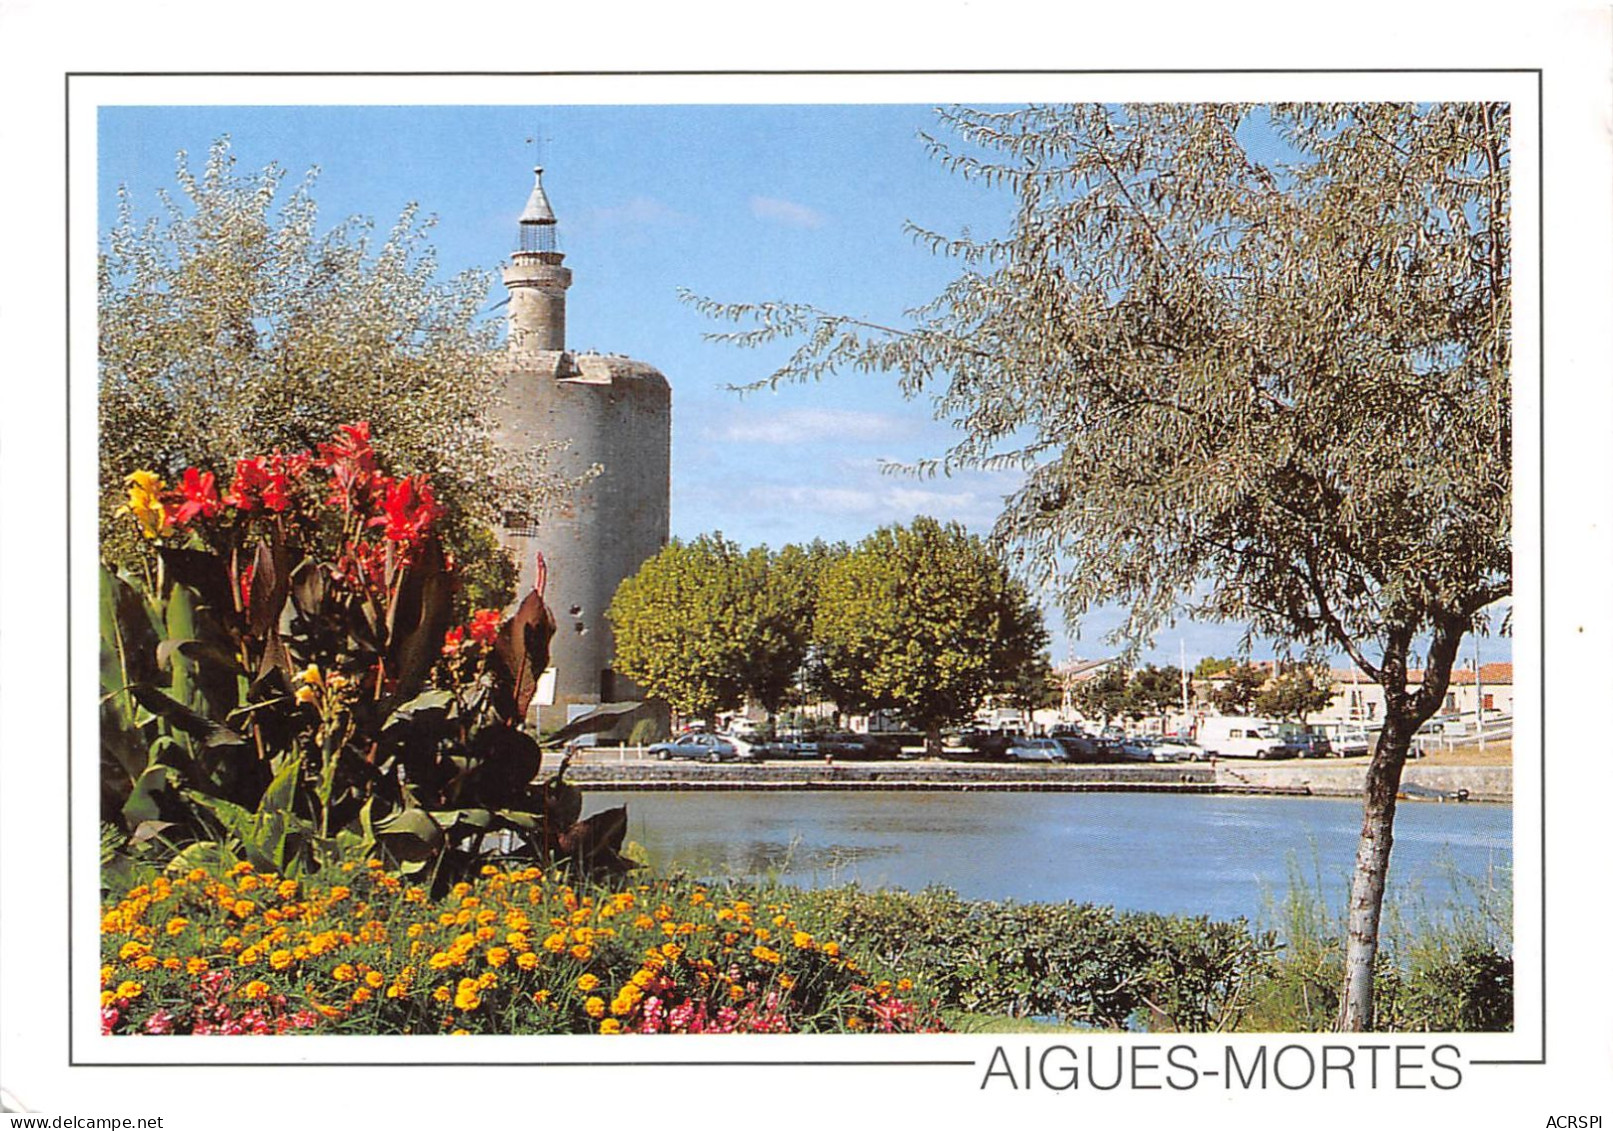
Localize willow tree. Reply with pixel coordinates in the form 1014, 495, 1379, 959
690, 103, 1511, 1030
99, 137, 573, 607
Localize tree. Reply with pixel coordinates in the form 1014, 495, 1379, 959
1194, 656, 1239, 680
1208, 663, 1269, 717
1125, 664, 1186, 730
997, 646, 1058, 724
813, 517, 1049, 757
694, 104, 1510, 1030
1255, 666, 1336, 725
607, 534, 766, 723
1072, 667, 1129, 729
768, 539, 849, 715
99, 137, 571, 609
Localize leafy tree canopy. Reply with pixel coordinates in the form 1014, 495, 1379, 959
814, 517, 1048, 753
1254, 666, 1336, 724
693, 103, 1510, 1030
607, 534, 829, 722
99, 138, 572, 607
1208, 662, 1270, 716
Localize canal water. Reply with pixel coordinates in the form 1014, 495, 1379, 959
591, 790, 1512, 927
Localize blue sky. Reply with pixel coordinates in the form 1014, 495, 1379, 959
98, 103, 1510, 668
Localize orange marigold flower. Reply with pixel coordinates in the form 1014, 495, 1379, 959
186, 957, 209, 976
793, 931, 814, 949
165, 917, 189, 936
365, 970, 386, 988
241, 980, 270, 1001
351, 987, 373, 1004
516, 952, 539, 971
599, 1018, 622, 1034
583, 996, 606, 1019
115, 980, 144, 1001
269, 949, 294, 971
569, 944, 593, 962
333, 963, 357, 982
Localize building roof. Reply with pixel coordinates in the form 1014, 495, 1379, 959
1329, 662, 1513, 687
520, 166, 557, 225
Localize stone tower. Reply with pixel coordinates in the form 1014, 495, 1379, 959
495, 166, 672, 733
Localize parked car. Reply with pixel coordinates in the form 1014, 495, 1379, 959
1153, 737, 1208, 762
814, 732, 902, 760
1004, 736, 1069, 762
647, 734, 740, 763
1333, 730, 1372, 757
1119, 737, 1166, 762
1278, 733, 1333, 758
1051, 729, 1109, 762
958, 730, 1011, 759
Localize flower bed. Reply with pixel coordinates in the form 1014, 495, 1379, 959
99, 861, 943, 1036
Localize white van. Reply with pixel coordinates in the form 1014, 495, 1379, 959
1193, 717, 1293, 760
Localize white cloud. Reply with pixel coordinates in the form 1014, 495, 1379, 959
749, 195, 827, 229
584, 196, 689, 228
711, 408, 915, 446
741, 480, 1007, 531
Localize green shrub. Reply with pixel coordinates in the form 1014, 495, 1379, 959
785, 885, 1276, 1031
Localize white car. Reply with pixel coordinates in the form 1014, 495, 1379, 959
1153, 737, 1208, 762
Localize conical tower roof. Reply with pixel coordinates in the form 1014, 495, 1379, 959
521, 166, 556, 225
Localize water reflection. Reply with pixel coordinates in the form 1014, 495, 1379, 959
595, 789, 1512, 925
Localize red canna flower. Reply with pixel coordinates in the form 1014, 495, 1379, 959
468, 608, 502, 647
225, 457, 271, 511
441, 625, 466, 657
370, 476, 440, 546
171, 468, 222, 526
315, 421, 380, 511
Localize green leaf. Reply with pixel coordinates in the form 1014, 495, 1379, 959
374, 807, 445, 862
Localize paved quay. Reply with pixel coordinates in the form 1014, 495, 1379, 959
561, 758, 1511, 803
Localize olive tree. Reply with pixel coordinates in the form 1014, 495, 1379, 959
99, 137, 573, 606
691, 103, 1510, 1030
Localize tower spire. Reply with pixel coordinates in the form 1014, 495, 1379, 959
504, 164, 571, 352
519, 165, 558, 253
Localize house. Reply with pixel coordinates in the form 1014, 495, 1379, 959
1313, 663, 1514, 729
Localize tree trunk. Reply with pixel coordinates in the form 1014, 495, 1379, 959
925, 725, 943, 760
1337, 611, 1466, 1031
1336, 711, 1412, 1030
